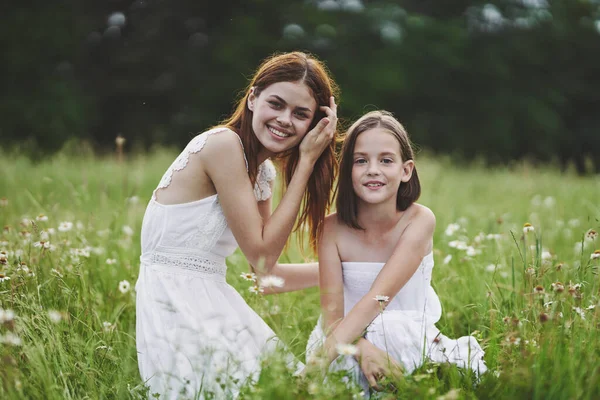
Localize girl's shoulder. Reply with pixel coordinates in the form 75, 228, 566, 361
405, 203, 436, 229
323, 212, 347, 236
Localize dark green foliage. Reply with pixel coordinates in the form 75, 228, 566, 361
2, 0, 599, 172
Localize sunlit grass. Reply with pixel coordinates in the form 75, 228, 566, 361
0, 149, 599, 399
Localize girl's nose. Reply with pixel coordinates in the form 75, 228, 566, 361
367, 163, 381, 176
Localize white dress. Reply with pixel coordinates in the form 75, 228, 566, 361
135, 127, 298, 399
306, 252, 487, 395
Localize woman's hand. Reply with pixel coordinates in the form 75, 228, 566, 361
299, 96, 337, 165
355, 338, 403, 391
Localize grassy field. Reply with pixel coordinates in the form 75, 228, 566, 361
0, 148, 599, 399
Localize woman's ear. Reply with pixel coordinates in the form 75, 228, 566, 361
401, 160, 415, 182
247, 87, 256, 111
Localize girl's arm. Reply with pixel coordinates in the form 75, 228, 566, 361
318, 215, 344, 334
203, 101, 336, 273
259, 262, 319, 294
323, 207, 436, 364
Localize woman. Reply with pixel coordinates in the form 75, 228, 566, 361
135, 52, 339, 399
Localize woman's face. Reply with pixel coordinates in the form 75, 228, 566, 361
248, 81, 318, 156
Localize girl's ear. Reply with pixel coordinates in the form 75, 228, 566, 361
401, 160, 415, 182
247, 87, 256, 111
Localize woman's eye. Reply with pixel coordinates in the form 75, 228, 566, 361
294, 111, 309, 119
268, 101, 282, 109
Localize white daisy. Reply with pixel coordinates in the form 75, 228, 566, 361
33, 241, 51, 249
249, 285, 264, 294
118, 280, 131, 294
373, 295, 390, 303
0, 308, 15, 323
335, 343, 358, 356
58, 221, 73, 232
122, 225, 134, 236
259, 275, 285, 288
106, 258, 117, 265
48, 310, 63, 323
523, 223, 534, 233
240, 272, 257, 282
0, 332, 22, 346
444, 223, 460, 236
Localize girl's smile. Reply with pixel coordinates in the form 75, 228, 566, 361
352, 127, 412, 205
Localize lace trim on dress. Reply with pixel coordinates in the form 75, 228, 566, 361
153, 127, 248, 200
151, 249, 227, 278
254, 159, 277, 201
153, 127, 276, 202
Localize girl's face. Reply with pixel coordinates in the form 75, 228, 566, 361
248, 81, 317, 156
351, 128, 414, 207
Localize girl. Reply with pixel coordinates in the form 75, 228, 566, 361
136, 52, 339, 399
307, 110, 486, 395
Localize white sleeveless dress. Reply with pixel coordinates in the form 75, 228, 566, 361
306, 252, 487, 394
135, 127, 298, 399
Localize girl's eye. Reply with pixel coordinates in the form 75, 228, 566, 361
381, 158, 394, 164
354, 159, 367, 164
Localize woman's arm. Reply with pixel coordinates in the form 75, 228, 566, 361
323, 208, 436, 364
203, 101, 336, 272
245, 170, 319, 294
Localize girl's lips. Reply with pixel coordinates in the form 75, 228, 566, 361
364, 181, 385, 190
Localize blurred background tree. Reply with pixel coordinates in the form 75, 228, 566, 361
1, 0, 599, 172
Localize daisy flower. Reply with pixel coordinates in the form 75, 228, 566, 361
551, 282, 564, 292
248, 285, 264, 294
240, 272, 257, 282
58, 222, 73, 232
103, 321, 114, 332
33, 241, 51, 249
259, 275, 285, 288
118, 280, 131, 294
444, 223, 460, 236
335, 343, 358, 356
523, 223, 534, 233
0, 308, 15, 323
373, 295, 390, 303
48, 310, 63, 323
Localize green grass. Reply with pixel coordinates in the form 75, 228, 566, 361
0, 149, 599, 399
